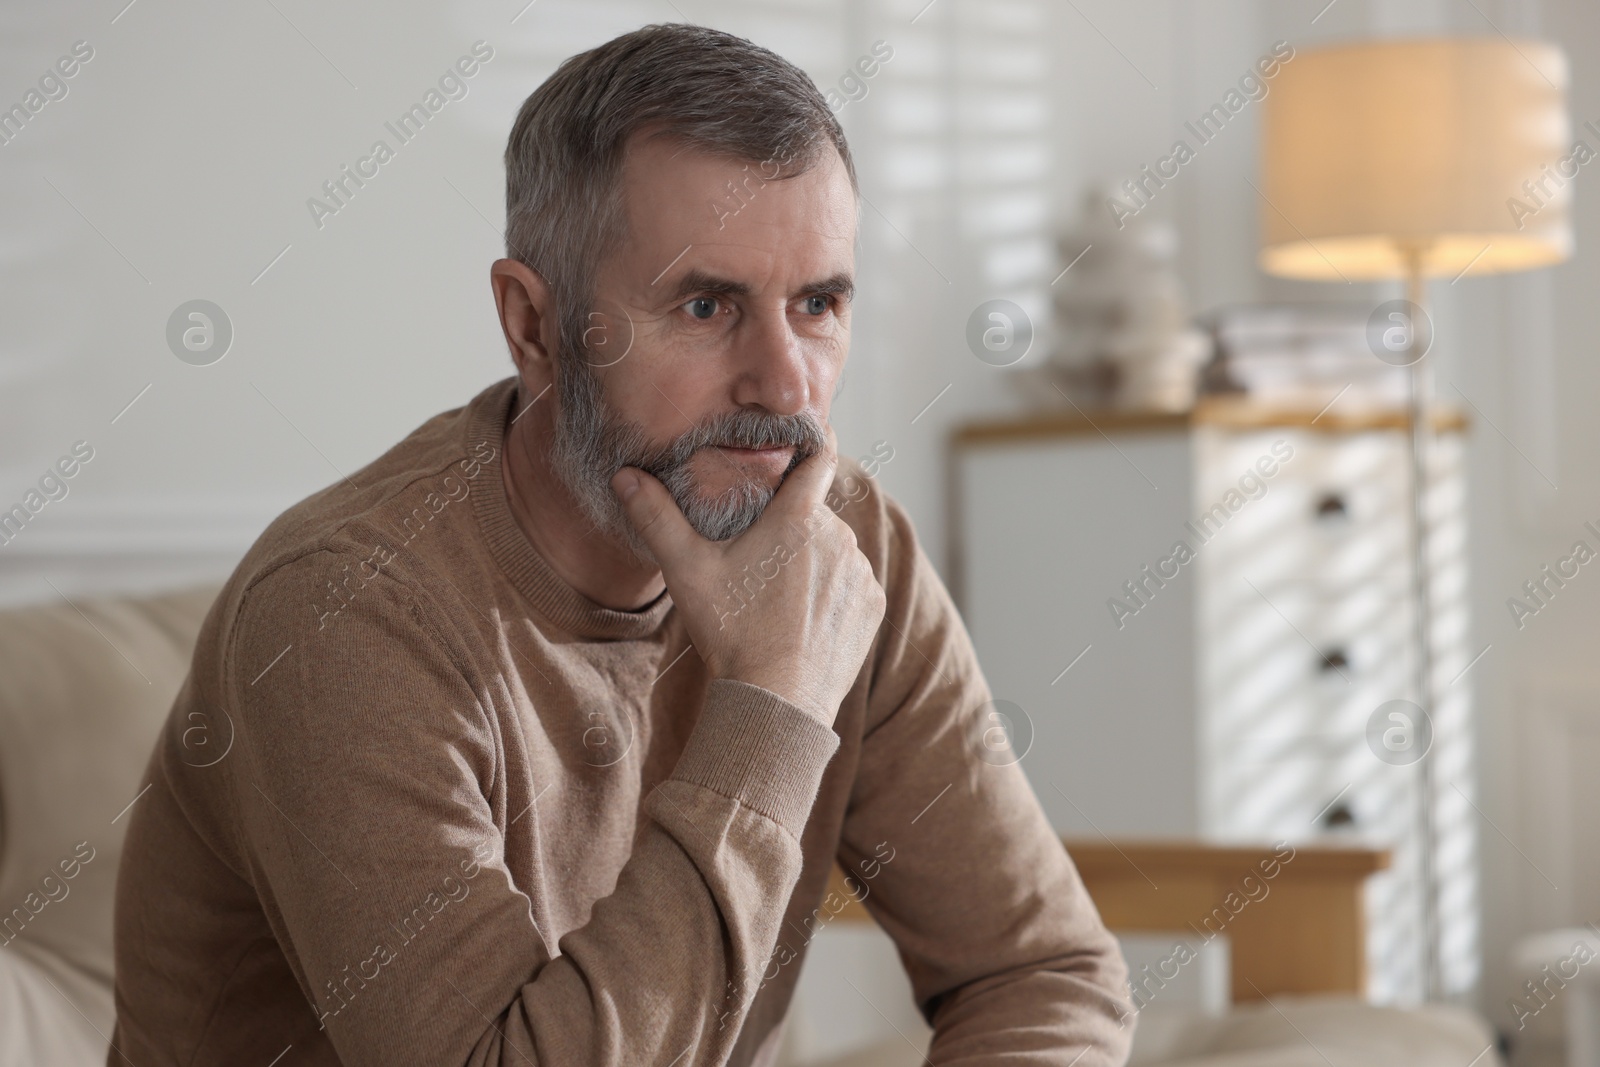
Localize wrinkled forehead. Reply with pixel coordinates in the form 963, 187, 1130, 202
610, 134, 858, 292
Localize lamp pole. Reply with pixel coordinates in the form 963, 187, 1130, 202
1400, 240, 1442, 1003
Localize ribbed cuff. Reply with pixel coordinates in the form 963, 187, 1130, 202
671, 679, 840, 838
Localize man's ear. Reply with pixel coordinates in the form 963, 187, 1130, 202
490, 258, 557, 382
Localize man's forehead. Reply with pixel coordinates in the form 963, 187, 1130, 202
614, 135, 857, 287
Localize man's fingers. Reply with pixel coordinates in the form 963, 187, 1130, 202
761, 427, 839, 527
612, 468, 698, 562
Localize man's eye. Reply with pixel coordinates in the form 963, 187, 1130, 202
801, 295, 831, 316
685, 297, 719, 320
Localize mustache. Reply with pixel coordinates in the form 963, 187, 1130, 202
624, 409, 827, 482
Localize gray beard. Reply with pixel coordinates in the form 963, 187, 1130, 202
545, 360, 827, 564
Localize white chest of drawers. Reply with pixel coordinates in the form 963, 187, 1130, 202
951, 400, 1473, 1004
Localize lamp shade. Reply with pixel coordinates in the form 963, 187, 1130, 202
1260, 37, 1572, 280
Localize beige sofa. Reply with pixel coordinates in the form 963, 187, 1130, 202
0, 585, 219, 1066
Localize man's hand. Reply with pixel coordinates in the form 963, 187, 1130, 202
611, 431, 885, 726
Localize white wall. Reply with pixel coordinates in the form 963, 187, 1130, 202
1, 0, 519, 600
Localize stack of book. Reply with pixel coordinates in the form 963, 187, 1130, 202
1208, 304, 1409, 408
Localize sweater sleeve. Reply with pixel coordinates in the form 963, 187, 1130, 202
226, 550, 838, 1067
838, 502, 1134, 1065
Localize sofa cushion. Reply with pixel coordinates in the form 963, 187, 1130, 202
0, 939, 116, 1066
1129, 995, 1503, 1067
0, 584, 219, 1046
781, 997, 1503, 1067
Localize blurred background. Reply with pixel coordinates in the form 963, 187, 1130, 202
3, 1, 1599, 1065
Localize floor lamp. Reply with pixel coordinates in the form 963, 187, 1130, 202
1256, 37, 1572, 1001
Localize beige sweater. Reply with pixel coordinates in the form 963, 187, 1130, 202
110, 377, 1131, 1067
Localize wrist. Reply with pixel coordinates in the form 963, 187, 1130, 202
716, 668, 831, 727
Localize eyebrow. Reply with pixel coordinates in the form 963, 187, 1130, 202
659, 268, 855, 305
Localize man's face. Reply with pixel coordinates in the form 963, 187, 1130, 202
552, 134, 857, 551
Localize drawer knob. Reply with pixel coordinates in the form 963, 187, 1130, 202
1315, 492, 1349, 520
1320, 800, 1356, 830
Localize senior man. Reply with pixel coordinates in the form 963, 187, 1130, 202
111, 23, 1131, 1067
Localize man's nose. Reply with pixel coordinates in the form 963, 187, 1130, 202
731, 308, 809, 416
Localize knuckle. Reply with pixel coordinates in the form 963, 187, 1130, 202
866, 574, 882, 601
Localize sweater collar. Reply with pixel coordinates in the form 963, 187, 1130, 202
466, 376, 673, 641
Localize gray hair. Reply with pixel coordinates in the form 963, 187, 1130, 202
502, 22, 859, 369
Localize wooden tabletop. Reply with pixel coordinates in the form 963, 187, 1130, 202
953, 397, 1468, 445
1063, 837, 1392, 878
